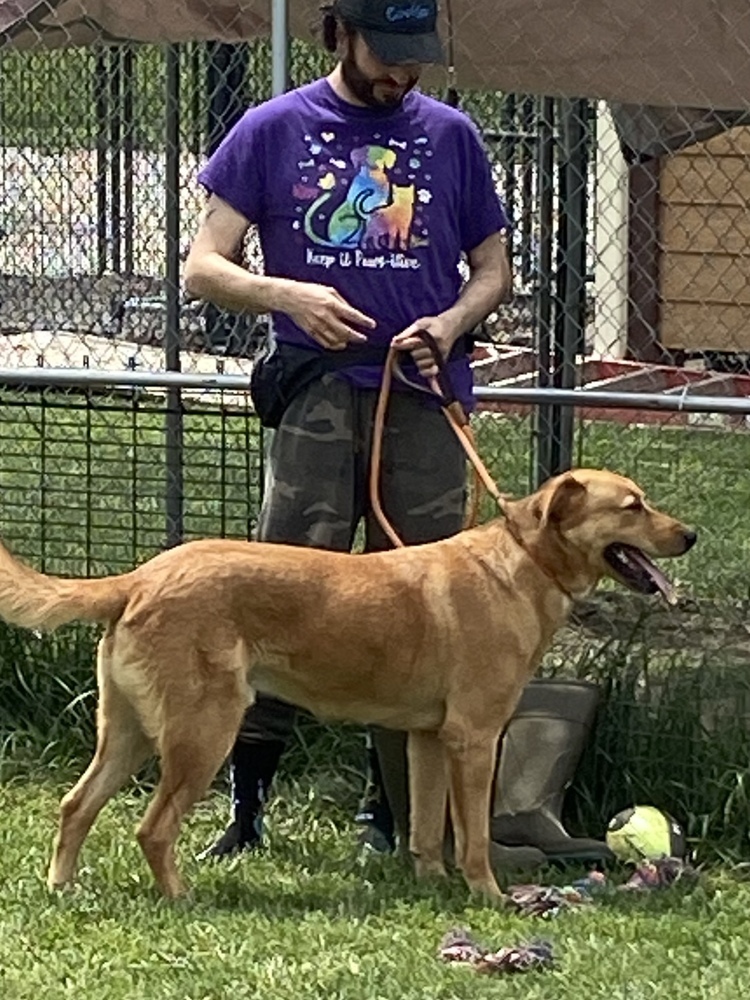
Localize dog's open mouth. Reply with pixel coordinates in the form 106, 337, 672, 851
603, 543, 677, 605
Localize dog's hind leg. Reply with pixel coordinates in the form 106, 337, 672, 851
48, 638, 152, 891
408, 730, 449, 880
136, 691, 247, 899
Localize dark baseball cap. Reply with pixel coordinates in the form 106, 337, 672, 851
333, 1, 445, 65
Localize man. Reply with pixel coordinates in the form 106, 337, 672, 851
184, 0, 511, 859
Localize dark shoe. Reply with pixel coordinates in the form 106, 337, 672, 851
356, 820, 396, 855
198, 737, 285, 862
197, 818, 263, 860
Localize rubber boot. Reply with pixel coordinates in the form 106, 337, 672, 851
371, 727, 546, 874
198, 738, 286, 860
490, 679, 613, 864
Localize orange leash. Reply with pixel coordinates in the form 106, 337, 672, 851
369, 341, 508, 549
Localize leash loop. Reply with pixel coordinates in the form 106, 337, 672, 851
369, 332, 508, 549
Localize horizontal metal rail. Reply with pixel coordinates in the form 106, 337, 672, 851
0, 366, 749, 415
0, 366, 250, 392
475, 386, 750, 415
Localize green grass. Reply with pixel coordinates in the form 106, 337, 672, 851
0, 775, 749, 1000
1, 396, 750, 996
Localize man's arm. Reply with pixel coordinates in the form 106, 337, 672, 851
183, 193, 375, 349
183, 194, 277, 314
442, 230, 513, 333
391, 231, 512, 376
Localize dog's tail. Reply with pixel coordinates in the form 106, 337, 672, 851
0, 540, 131, 632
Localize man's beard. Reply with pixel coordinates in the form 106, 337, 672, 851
341, 52, 418, 108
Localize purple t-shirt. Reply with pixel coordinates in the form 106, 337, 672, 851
198, 78, 508, 410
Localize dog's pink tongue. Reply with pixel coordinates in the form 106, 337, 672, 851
629, 549, 677, 605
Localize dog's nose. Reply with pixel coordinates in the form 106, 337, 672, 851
683, 529, 697, 552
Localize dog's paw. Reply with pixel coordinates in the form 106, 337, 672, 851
465, 874, 506, 903
413, 855, 449, 880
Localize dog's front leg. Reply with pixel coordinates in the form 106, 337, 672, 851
441, 723, 503, 900
407, 730, 448, 879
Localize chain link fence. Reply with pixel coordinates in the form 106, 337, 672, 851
2, 9, 750, 851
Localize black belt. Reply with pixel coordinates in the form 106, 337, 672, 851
250, 334, 471, 429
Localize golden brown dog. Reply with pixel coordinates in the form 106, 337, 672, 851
0, 468, 695, 900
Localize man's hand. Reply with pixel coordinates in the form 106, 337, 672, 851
391, 315, 462, 378
184, 195, 375, 349
280, 282, 376, 351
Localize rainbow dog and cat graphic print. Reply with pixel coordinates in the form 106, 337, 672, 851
294, 131, 433, 265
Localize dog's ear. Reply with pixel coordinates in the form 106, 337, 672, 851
536, 473, 587, 528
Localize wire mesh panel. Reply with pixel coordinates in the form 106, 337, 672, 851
0, 387, 261, 572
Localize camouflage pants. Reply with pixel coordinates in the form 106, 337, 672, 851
239, 372, 466, 745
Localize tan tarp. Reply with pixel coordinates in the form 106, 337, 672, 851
2, 0, 750, 110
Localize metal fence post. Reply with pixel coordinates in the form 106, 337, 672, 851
258, 0, 291, 509
535, 97, 556, 486
165, 43, 184, 548
536, 97, 590, 484
94, 48, 109, 277
203, 42, 250, 353
272, 0, 290, 95
556, 97, 589, 472
123, 44, 136, 276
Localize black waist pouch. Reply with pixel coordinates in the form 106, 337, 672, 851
250, 342, 327, 429
250, 336, 471, 429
